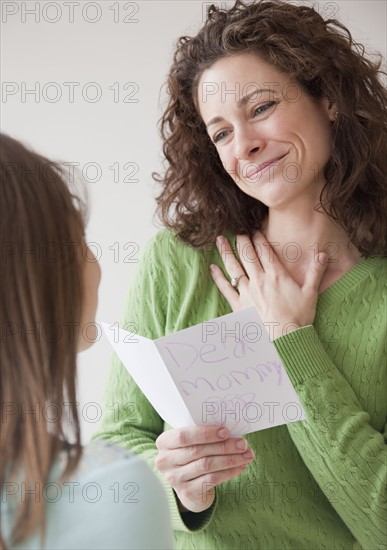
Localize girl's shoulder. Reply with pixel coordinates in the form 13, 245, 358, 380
56, 439, 144, 482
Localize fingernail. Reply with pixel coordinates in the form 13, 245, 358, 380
218, 427, 228, 439
236, 439, 247, 450
216, 236, 224, 246
242, 449, 254, 459
209, 264, 216, 272
316, 252, 327, 265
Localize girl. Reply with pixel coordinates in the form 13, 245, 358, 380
0, 134, 174, 550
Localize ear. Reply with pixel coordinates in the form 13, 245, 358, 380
320, 97, 338, 123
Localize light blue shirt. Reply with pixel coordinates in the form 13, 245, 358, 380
2, 440, 174, 549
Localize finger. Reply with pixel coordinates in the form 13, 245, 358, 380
178, 449, 255, 483
236, 234, 264, 277
216, 236, 247, 279
209, 263, 240, 311
216, 235, 237, 266
160, 438, 249, 469
303, 252, 329, 293
156, 424, 229, 451
251, 230, 281, 272
200, 463, 249, 487
216, 236, 251, 293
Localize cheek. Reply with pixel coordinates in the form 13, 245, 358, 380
290, 107, 332, 155
90, 263, 101, 312
77, 263, 100, 352
83, 262, 100, 317
304, 124, 332, 169
217, 147, 236, 178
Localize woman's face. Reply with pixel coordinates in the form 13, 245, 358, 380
77, 244, 101, 352
197, 53, 337, 210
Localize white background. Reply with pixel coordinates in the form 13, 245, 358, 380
1, 0, 386, 442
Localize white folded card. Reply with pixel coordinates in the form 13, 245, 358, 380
102, 307, 305, 436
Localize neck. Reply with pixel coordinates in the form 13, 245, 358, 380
261, 207, 363, 290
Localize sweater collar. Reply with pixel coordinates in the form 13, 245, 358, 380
317, 256, 385, 311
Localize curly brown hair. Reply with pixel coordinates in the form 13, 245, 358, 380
153, 0, 387, 255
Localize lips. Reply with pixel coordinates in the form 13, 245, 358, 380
245, 153, 287, 179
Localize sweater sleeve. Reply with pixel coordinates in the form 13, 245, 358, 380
274, 326, 387, 550
93, 231, 217, 534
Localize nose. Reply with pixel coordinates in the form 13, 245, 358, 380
234, 125, 263, 160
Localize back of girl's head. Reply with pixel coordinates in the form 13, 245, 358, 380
1, 133, 86, 547
155, 0, 386, 254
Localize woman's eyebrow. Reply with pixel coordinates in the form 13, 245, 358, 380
206, 88, 274, 128
238, 87, 275, 107
206, 88, 275, 129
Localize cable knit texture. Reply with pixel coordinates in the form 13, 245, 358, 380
94, 229, 387, 550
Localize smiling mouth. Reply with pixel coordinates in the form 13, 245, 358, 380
244, 153, 288, 180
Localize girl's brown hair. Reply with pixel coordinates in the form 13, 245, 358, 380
154, 0, 387, 255
1, 134, 86, 547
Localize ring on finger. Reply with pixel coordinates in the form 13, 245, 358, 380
230, 274, 248, 290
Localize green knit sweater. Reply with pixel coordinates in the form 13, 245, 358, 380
94, 229, 387, 550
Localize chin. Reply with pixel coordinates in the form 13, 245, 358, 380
241, 188, 287, 209
77, 339, 94, 353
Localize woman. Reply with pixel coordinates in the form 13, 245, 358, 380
95, 1, 386, 548
0, 134, 174, 550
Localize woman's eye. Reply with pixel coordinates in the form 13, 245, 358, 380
213, 130, 228, 144
212, 102, 276, 143
253, 101, 276, 117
